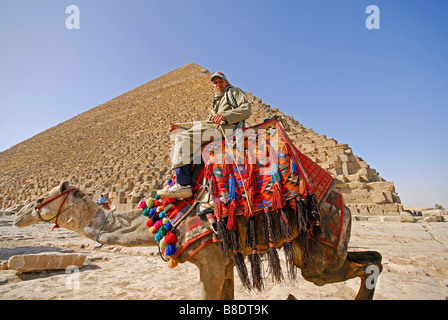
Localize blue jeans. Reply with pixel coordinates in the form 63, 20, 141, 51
174, 164, 191, 186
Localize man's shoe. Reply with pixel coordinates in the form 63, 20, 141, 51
157, 183, 193, 199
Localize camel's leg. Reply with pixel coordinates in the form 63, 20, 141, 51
347, 251, 383, 300
197, 259, 234, 300
198, 264, 225, 300
190, 244, 235, 300
332, 251, 383, 300
221, 261, 235, 300
301, 250, 382, 300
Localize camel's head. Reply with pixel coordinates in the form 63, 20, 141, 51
14, 181, 80, 228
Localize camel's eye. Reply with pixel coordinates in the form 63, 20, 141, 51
36, 194, 48, 205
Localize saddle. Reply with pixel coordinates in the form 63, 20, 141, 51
140, 119, 341, 291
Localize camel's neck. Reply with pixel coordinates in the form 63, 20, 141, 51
57, 195, 156, 247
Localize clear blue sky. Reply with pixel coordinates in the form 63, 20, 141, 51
1, 0, 447, 208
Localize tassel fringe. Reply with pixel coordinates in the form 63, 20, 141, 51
267, 245, 283, 284
234, 250, 251, 291
245, 216, 258, 249
249, 250, 264, 292
283, 241, 297, 280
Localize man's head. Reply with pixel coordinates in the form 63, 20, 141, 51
211, 72, 229, 93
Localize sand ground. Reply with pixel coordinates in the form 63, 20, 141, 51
1, 215, 447, 300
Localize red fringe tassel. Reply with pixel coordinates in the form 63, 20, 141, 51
226, 199, 237, 231
271, 180, 284, 211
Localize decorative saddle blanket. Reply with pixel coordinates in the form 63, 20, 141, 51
139, 119, 346, 290
201, 119, 334, 222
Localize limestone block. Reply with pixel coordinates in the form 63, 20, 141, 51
372, 191, 387, 204
383, 191, 394, 203
346, 173, 361, 182
327, 168, 338, 177
358, 168, 369, 176
367, 181, 395, 192
328, 155, 339, 163
8, 253, 86, 272
400, 212, 417, 223
423, 215, 444, 222
339, 154, 349, 162
348, 181, 365, 190
323, 139, 336, 147
341, 162, 349, 176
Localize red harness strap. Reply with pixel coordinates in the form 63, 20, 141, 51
37, 188, 77, 230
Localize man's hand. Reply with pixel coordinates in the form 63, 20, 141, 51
210, 114, 227, 124
168, 123, 181, 132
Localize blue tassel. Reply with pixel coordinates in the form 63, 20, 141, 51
165, 222, 173, 231
149, 207, 157, 217
166, 243, 177, 256
291, 159, 299, 175
227, 173, 237, 202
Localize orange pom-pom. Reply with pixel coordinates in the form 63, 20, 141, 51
149, 226, 157, 235
168, 258, 178, 268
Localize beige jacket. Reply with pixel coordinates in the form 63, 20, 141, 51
206, 86, 252, 126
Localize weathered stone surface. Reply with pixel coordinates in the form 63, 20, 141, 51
400, 212, 417, 223
423, 215, 444, 222
7, 252, 86, 272
0, 63, 402, 215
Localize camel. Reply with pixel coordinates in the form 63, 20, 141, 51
14, 180, 382, 300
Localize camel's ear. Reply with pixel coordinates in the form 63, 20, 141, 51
60, 181, 70, 193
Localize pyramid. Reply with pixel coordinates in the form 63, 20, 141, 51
0, 63, 402, 216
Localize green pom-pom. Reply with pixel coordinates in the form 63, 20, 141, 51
142, 207, 151, 217
154, 194, 161, 200
158, 225, 167, 237
163, 203, 173, 213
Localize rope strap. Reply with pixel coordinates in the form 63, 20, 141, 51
95, 210, 114, 245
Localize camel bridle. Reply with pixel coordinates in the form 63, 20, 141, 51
36, 188, 79, 229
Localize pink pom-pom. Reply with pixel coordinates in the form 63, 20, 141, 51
139, 200, 147, 209
154, 220, 163, 231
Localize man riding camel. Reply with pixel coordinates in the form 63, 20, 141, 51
157, 71, 252, 199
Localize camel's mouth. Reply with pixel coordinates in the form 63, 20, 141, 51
13, 201, 37, 227
13, 213, 28, 227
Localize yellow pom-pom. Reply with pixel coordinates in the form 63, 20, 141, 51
146, 197, 155, 208
168, 258, 178, 268
159, 238, 168, 248
162, 217, 170, 225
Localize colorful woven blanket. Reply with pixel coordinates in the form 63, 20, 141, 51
201, 119, 334, 221
139, 119, 344, 286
